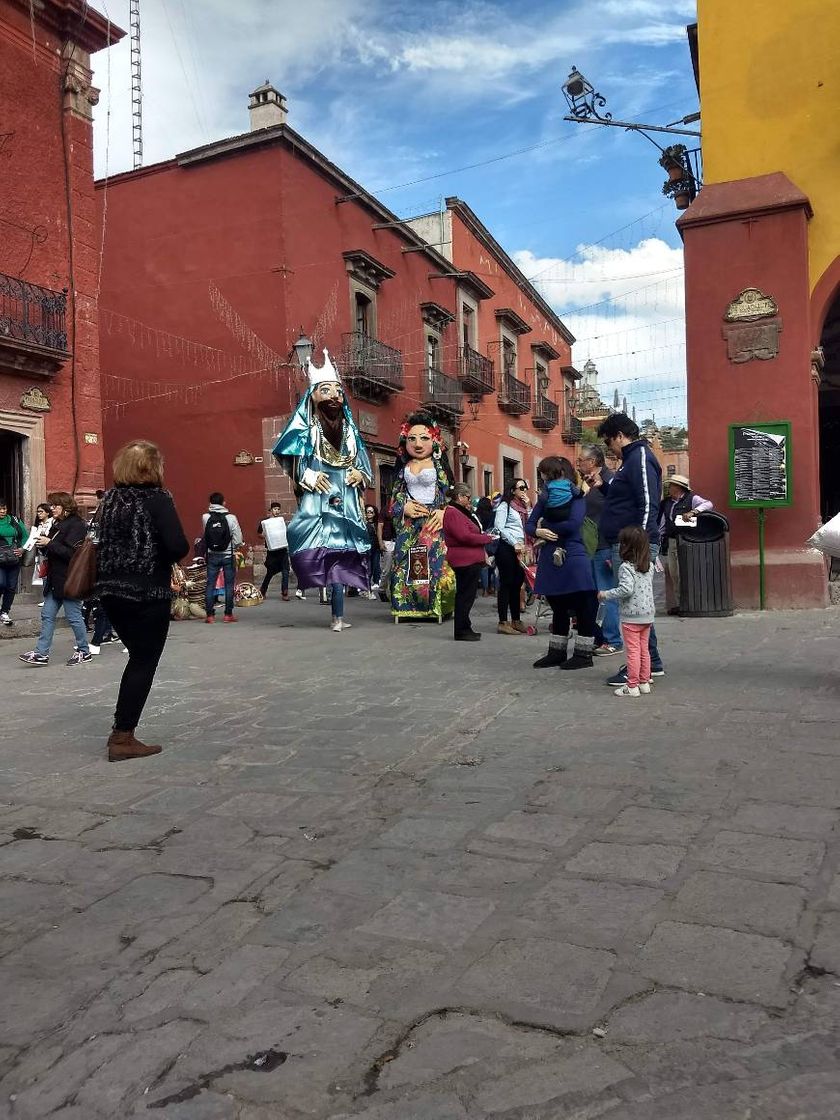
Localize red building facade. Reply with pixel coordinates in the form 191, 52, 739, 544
407, 199, 579, 495
0, 0, 122, 518
98, 86, 577, 541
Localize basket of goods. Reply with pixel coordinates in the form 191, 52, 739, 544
234, 582, 264, 607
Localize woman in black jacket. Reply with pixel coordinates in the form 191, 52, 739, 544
19, 492, 91, 667
96, 441, 189, 762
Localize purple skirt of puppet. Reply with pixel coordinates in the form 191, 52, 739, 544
291, 548, 370, 592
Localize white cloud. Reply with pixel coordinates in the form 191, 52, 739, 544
514, 238, 687, 424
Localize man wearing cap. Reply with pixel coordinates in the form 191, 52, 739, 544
660, 474, 713, 614
272, 349, 372, 632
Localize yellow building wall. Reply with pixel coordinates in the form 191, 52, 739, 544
698, 0, 840, 291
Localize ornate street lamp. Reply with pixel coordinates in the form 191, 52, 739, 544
562, 68, 612, 122
292, 329, 313, 370
561, 67, 701, 141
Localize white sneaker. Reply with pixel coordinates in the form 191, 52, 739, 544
331, 619, 342, 632
0, 611, 12, 626
639, 682, 652, 694
615, 684, 641, 697
295, 589, 306, 600
88, 644, 101, 655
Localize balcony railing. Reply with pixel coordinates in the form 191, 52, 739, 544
498, 372, 531, 416
532, 394, 559, 431
0, 274, 68, 352
422, 366, 464, 416
458, 344, 494, 395
340, 331, 404, 400
563, 416, 584, 445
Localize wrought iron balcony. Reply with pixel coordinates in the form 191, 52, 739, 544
0, 273, 70, 378
340, 331, 404, 401
458, 344, 495, 395
563, 416, 584, 445
498, 372, 531, 416
532, 394, 559, 431
422, 366, 464, 417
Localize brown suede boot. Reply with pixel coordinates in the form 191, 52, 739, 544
107, 729, 162, 762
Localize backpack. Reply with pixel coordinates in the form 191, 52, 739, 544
204, 511, 232, 552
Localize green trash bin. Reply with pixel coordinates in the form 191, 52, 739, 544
675, 511, 734, 617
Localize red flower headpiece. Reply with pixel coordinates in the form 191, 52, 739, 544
399, 420, 441, 442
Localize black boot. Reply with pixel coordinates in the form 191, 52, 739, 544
560, 652, 594, 670
533, 640, 567, 668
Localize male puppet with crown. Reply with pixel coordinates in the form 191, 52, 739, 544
272, 350, 372, 631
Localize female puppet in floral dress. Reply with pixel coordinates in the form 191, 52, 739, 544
389, 411, 456, 623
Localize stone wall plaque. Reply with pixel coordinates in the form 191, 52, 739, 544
234, 450, 255, 465
20, 386, 51, 412
358, 409, 378, 436
725, 288, 778, 322
722, 319, 782, 363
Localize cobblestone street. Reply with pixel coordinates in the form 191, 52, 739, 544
1, 595, 840, 1119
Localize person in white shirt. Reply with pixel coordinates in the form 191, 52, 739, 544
258, 502, 290, 600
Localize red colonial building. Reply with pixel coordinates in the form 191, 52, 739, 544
98, 84, 577, 539
0, 0, 123, 517
406, 199, 579, 494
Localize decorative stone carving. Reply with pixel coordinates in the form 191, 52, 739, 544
234, 450, 255, 465
724, 288, 778, 322
420, 302, 455, 330
342, 250, 395, 291
62, 44, 99, 121
20, 386, 51, 412
722, 319, 782, 363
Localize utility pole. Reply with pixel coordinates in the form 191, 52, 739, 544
129, 0, 142, 169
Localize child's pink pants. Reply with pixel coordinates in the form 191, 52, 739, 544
621, 622, 651, 688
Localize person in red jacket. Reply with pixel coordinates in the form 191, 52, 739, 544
442, 483, 495, 642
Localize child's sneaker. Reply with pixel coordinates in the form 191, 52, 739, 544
615, 684, 640, 697
639, 682, 652, 694
19, 651, 48, 666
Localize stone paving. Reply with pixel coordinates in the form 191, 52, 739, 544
1, 592, 840, 1119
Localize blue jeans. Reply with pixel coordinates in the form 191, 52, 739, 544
611, 542, 663, 669
331, 582, 344, 618
35, 592, 89, 656
0, 562, 21, 613
593, 548, 622, 649
205, 552, 235, 616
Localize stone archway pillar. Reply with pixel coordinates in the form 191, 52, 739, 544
678, 172, 827, 609
0, 409, 46, 525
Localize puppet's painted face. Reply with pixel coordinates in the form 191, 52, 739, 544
313, 382, 343, 402
405, 425, 434, 460
313, 381, 344, 420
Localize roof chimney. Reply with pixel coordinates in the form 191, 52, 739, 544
248, 80, 287, 130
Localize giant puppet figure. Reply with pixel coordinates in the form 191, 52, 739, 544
272, 349, 371, 631
389, 410, 456, 623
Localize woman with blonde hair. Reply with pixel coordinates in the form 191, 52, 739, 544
95, 440, 188, 761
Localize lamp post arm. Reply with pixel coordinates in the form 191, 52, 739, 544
563, 115, 701, 138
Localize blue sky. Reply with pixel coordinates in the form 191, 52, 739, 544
93, 0, 699, 424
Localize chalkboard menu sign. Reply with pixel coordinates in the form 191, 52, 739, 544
728, 422, 792, 508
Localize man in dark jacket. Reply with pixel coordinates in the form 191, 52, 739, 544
596, 413, 665, 682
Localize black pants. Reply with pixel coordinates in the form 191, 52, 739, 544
495, 541, 524, 622
260, 548, 289, 596
102, 596, 171, 732
546, 590, 598, 638
454, 562, 483, 637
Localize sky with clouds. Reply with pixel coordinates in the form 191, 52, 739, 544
92, 0, 699, 425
